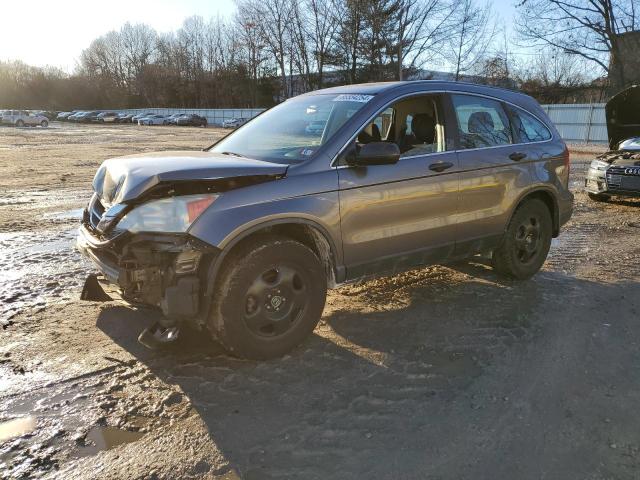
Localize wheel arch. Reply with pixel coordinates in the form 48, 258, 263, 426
201, 216, 343, 307
508, 187, 560, 237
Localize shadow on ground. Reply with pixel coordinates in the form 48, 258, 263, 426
94, 261, 640, 479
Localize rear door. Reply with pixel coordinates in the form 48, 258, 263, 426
338, 93, 459, 279
451, 93, 533, 254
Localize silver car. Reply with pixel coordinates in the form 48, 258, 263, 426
1, 110, 49, 127
585, 85, 640, 201
138, 114, 168, 126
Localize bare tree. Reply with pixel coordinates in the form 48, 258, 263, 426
446, 0, 496, 81
516, 0, 640, 92
306, 0, 340, 88
237, 0, 295, 99
392, 0, 457, 80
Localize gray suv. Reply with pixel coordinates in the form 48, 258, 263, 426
77, 81, 573, 359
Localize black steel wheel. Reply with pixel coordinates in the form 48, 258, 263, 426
492, 198, 552, 280
243, 265, 308, 338
210, 236, 327, 359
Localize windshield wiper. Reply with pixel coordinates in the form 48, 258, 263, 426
220, 151, 246, 158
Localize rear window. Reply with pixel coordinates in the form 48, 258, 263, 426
452, 94, 512, 149
507, 106, 552, 143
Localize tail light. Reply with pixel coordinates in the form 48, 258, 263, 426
562, 148, 570, 185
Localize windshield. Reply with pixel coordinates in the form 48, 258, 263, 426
210, 93, 374, 163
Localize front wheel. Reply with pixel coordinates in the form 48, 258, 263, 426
41, 120, 48, 128
492, 198, 552, 280
16, 120, 24, 127
209, 236, 327, 359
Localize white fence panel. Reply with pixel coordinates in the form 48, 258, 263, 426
112, 104, 610, 144
541, 103, 607, 144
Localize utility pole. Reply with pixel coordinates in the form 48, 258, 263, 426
398, 4, 405, 81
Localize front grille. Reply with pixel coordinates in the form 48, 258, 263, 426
606, 166, 640, 192
606, 172, 622, 189
88, 194, 106, 229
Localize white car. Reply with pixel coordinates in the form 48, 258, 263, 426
1, 110, 49, 127
131, 112, 155, 123
138, 114, 169, 126
222, 117, 248, 128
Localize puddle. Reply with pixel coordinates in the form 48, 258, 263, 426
42, 209, 83, 220
0, 228, 91, 322
0, 416, 37, 442
79, 427, 145, 456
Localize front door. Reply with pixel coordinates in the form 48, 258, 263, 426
338, 94, 459, 279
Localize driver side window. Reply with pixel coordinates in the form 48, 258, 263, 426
355, 95, 445, 159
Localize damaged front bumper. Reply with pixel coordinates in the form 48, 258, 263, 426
76, 224, 219, 322
584, 165, 609, 195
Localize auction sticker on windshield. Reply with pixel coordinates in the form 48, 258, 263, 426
333, 94, 374, 103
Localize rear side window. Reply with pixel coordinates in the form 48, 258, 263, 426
507, 106, 552, 143
452, 94, 512, 149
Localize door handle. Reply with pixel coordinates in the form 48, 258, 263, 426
429, 161, 454, 172
509, 152, 527, 161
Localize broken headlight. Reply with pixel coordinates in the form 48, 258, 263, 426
116, 194, 218, 233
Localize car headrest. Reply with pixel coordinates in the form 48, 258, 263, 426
411, 113, 435, 143
468, 111, 494, 134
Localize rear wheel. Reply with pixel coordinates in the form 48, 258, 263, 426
209, 236, 327, 359
16, 120, 24, 127
492, 198, 552, 280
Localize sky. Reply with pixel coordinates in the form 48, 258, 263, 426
1, 0, 518, 73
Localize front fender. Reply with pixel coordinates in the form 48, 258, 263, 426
188, 191, 343, 266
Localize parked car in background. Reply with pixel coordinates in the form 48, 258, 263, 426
131, 112, 154, 123
57, 111, 73, 121
1, 110, 49, 127
586, 85, 640, 201
40, 111, 58, 120
67, 111, 87, 122
115, 113, 135, 123
177, 114, 207, 127
167, 113, 187, 125
222, 117, 246, 128
97, 112, 119, 123
79, 111, 104, 123
138, 114, 169, 126
78, 81, 573, 359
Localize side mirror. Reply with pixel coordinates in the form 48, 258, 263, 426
347, 141, 400, 166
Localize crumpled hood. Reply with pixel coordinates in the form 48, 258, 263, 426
92, 151, 288, 204
606, 85, 640, 150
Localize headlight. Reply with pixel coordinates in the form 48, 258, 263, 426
590, 160, 609, 171
116, 194, 218, 233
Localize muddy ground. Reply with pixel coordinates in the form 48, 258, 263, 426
1, 123, 639, 479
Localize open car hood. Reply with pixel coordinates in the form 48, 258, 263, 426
606, 84, 640, 150
93, 151, 288, 204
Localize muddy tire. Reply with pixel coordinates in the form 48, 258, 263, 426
588, 192, 610, 202
492, 198, 552, 280
209, 236, 327, 360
